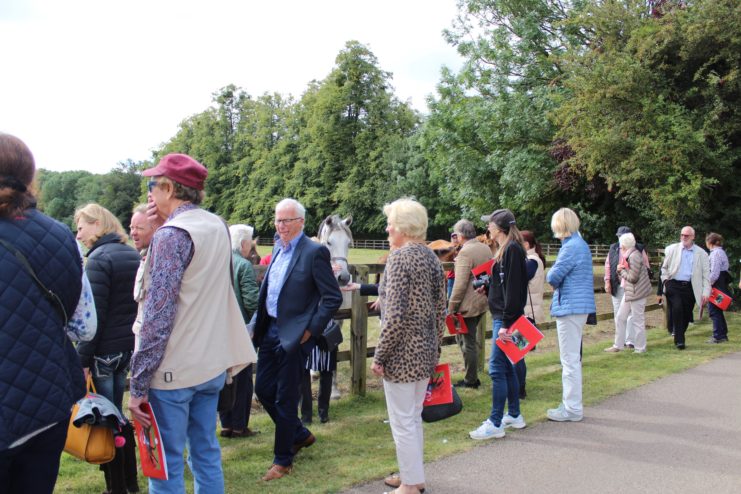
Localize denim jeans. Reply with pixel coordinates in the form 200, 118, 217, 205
92, 351, 132, 413
148, 372, 226, 494
487, 319, 520, 427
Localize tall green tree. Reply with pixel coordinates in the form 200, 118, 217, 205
554, 0, 741, 251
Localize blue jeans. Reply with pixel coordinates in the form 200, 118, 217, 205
488, 319, 520, 427
148, 372, 226, 494
92, 351, 132, 413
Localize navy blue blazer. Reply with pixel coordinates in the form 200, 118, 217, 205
254, 234, 342, 353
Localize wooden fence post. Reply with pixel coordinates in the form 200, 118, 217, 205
350, 265, 369, 396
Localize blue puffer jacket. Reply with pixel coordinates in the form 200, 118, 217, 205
1, 208, 84, 450
547, 232, 596, 317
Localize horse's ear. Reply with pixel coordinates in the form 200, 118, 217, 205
343, 215, 352, 227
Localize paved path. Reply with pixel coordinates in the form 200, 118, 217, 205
345, 351, 741, 494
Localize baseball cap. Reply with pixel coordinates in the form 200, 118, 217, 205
616, 226, 632, 237
481, 209, 516, 231
142, 153, 208, 191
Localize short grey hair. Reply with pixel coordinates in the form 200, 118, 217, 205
276, 198, 306, 219
619, 232, 636, 249
229, 224, 254, 252
383, 197, 428, 240
132, 203, 147, 215
454, 219, 477, 240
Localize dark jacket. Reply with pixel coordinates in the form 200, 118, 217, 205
1, 208, 84, 450
488, 241, 528, 328
254, 234, 342, 354
77, 232, 140, 367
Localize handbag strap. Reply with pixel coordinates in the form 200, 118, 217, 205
0, 238, 69, 326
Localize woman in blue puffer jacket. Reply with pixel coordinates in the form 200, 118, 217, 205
545, 208, 596, 423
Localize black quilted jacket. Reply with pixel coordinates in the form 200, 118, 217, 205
0, 208, 84, 450
76, 233, 140, 367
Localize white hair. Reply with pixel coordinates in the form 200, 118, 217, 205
619, 232, 636, 249
229, 224, 254, 251
275, 198, 306, 219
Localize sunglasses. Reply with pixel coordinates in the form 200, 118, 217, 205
147, 180, 160, 192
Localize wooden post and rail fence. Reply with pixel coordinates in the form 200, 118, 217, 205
252, 252, 668, 397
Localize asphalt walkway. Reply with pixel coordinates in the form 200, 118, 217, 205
344, 351, 741, 494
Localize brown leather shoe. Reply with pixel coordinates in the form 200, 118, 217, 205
291, 433, 316, 455
261, 464, 292, 481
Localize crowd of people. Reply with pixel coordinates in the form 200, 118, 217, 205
1, 134, 736, 493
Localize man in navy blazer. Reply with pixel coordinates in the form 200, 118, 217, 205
254, 198, 342, 481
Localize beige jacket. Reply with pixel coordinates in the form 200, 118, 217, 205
619, 248, 652, 301
660, 242, 710, 313
525, 249, 546, 324
447, 239, 492, 317
149, 208, 257, 390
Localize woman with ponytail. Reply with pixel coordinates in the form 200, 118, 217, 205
469, 209, 528, 440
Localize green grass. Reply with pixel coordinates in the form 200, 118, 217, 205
55, 312, 741, 493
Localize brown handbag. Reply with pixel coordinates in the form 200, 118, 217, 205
63, 376, 115, 464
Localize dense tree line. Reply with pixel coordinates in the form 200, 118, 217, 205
36, 1, 739, 261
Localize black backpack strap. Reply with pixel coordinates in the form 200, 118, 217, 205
0, 238, 69, 326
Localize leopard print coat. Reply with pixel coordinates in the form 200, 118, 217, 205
374, 242, 446, 383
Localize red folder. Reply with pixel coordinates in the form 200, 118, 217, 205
423, 363, 453, 406
445, 313, 468, 335
495, 315, 544, 364
709, 287, 732, 311
134, 403, 168, 480
471, 258, 494, 278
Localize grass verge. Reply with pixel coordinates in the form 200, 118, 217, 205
55, 312, 740, 494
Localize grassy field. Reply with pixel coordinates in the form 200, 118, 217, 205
55, 308, 741, 494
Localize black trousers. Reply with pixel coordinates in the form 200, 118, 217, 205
219, 364, 254, 431
300, 370, 333, 422
0, 417, 68, 494
665, 280, 695, 346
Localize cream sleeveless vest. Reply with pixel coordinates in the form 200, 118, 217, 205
149, 208, 256, 390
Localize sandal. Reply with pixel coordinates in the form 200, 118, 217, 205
383, 474, 425, 493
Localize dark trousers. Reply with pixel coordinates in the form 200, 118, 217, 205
665, 280, 695, 346
255, 332, 312, 467
219, 364, 254, 431
101, 422, 139, 494
515, 359, 527, 396
0, 417, 68, 494
708, 303, 728, 341
300, 369, 332, 422
456, 314, 482, 385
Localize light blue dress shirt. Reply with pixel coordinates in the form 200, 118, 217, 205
675, 246, 694, 281
266, 232, 304, 318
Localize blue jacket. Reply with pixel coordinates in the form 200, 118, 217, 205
254, 234, 342, 354
1, 208, 84, 450
547, 232, 596, 317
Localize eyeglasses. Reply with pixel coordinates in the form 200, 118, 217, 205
147, 180, 160, 192
680, 234, 692, 238
275, 217, 302, 225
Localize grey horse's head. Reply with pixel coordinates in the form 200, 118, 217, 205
318, 214, 353, 287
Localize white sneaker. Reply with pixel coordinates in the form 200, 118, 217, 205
501, 414, 526, 429
546, 404, 583, 422
469, 419, 505, 440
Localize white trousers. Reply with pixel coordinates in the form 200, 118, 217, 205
556, 314, 586, 415
611, 286, 634, 345
383, 378, 428, 486
615, 296, 647, 351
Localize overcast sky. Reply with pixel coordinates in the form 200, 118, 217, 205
0, 0, 464, 174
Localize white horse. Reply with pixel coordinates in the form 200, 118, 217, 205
316, 214, 353, 400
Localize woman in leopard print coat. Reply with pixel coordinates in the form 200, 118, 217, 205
372, 198, 446, 494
